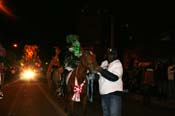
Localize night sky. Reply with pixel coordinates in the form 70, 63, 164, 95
0, 0, 80, 44
1, 0, 175, 50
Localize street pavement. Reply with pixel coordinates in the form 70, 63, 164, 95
1, 77, 175, 116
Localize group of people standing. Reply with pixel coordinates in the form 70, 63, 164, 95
46, 34, 124, 116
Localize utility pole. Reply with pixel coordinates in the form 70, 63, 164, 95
110, 15, 115, 48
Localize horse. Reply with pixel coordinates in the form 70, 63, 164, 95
50, 65, 64, 96
46, 47, 64, 96
64, 50, 97, 116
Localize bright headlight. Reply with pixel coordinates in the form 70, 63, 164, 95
20, 69, 36, 80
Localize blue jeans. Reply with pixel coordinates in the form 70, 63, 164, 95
101, 94, 122, 116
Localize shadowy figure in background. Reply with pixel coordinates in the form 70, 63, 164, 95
46, 47, 63, 96
167, 60, 175, 98
155, 62, 168, 100
0, 42, 6, 100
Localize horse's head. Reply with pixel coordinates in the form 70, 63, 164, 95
80, 50, 97, 73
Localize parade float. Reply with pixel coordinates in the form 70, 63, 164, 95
19, 45, 42, 81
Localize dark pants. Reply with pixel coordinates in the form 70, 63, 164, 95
168, 80, 175, 98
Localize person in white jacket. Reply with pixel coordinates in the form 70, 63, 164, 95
96, 48, 123, 116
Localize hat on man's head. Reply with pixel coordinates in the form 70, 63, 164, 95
106, 48, 119, 59
107, 48, 118, 55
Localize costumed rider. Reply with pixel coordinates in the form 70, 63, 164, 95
59, 34, 81, 96
64, 34, 81, 71
0, 42, 6, 100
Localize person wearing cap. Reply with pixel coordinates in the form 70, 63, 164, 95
96, 48, 123, 116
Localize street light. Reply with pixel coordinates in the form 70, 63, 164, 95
12, 43, 18, 48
